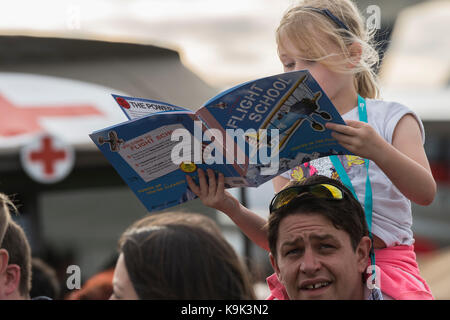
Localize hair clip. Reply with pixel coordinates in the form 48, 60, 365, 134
305, 7, 350, 31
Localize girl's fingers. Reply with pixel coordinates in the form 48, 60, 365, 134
326, 123, 356, 136
325, 122, 342, 130
344, 120, 364, 128
326, 120, 364, 135
185, 175, 200, 196
197, 169, 208, 197
331, 131, 356, 146
206, 169, 217, 196
187, 169, 222, 199
217, 173, 225, 196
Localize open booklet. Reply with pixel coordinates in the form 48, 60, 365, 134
89, 70, 352, 212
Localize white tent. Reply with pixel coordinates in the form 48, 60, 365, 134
0, 72, 127, 153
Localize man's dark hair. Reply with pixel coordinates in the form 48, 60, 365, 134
119, 223, 256, 300
268, 175, 369, 257
1, 219, 32, 297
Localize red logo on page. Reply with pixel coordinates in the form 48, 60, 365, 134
116, 97, 130, 109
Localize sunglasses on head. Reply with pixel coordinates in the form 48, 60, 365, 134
269, 183, 345, 213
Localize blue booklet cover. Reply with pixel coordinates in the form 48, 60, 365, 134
90, 70, 351, 212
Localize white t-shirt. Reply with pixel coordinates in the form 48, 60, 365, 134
280, 98, 425, 247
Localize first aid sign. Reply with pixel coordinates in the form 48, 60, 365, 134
20, 134, 75, 184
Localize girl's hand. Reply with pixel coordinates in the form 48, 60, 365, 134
187, 169, 270, 250
326, 120, 386, 161
327, 115, 436, 206
186, 168, 240, 214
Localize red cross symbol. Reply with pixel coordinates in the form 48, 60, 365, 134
29, 136, 66, 176
21, 134, 74, 183
0, 94, 103, 137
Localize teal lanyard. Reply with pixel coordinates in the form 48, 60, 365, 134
329, 95, 376, 269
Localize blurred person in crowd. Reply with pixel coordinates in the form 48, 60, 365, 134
30, 258, 61, 300
0, 218, 32, 300
0, 194, 12, 245
111, 214, 255, 300
66, 268, 114, 300
0, 193, 14, 275
67, 211, 226, 300
130, 211, 223, 236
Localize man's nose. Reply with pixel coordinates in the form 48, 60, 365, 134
299, 248, 321, 274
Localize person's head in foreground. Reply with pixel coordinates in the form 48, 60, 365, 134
0, 218, 32, 300
111, 216, 255, 300
0, 194, 13, 274
268, 175, 372, 300
30, 258, 61, 300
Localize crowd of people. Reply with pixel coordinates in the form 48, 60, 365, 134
0, 172, 434, 300
0, 0, 437, 300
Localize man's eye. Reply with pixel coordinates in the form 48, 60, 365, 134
320, 244, 335, 250
285, 248, 301, 256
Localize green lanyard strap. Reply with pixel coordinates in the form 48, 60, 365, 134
329, 95, 376, 268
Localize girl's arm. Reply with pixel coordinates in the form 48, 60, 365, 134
186, 169, 270, 251
272, 176, 290, 193
326, 114, 437, 205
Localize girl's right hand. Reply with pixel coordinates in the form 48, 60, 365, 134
187, 168, 270, 251
186, 168, 240, 214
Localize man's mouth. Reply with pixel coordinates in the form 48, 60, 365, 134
303, 282, 331, 290
300, 280, 333, 292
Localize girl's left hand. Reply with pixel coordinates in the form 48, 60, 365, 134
325, 120, 386, 160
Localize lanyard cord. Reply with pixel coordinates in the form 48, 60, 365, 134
329, 95, 376, 273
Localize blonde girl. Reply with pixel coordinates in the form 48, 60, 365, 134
187, 0, 436, 300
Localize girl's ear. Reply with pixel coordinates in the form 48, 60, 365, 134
347, 42, 362, 68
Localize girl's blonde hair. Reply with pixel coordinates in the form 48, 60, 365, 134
276, 0, 380, 99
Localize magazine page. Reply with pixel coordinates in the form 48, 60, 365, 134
196, 70, 352, 187
90, 112, 240, 212
111, 94, 189, 120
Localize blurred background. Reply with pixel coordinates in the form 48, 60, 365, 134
0, 0, 449, 299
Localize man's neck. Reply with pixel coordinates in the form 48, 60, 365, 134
351, 282, 366, 300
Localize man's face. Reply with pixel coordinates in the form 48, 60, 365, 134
270, 213, 371, 300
